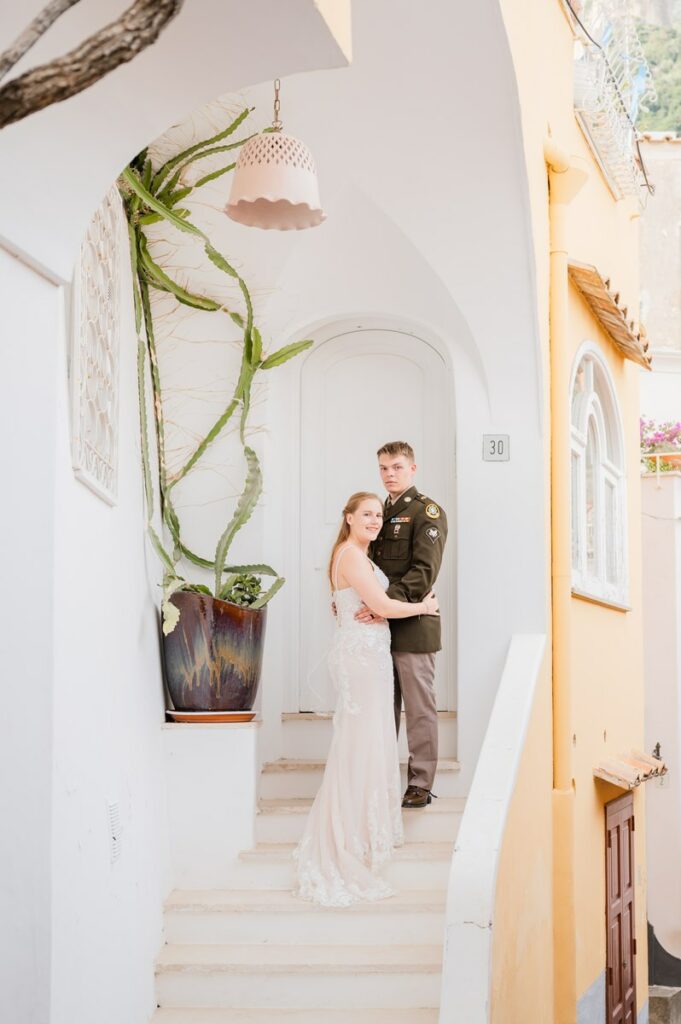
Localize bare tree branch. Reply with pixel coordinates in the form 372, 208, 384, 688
0, 0, 83, 84
0, 0, 185, 130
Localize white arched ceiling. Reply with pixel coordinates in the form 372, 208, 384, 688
0, 0, 350, 280
241, 0, 542, 437
139, 0, 542, 443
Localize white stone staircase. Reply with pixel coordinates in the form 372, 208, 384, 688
152, 714, 462, 1022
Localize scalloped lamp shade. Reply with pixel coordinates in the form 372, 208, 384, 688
225, 131, 325, 230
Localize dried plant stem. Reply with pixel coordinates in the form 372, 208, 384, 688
0, 0, 81, 83
0, 0, 184, 129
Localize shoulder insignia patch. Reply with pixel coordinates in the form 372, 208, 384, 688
425, 502, 440, 520
426, 526, 440, 543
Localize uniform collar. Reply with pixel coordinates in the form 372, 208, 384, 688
385, 485, 418, 521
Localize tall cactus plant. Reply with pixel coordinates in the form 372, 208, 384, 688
118, 107, 311, 633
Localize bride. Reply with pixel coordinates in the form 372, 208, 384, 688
293, 491, 439, 907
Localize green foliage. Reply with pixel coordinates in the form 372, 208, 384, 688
224, 563, 278, 575
251, 575, 286, 609
260, 338, 314, 369
218, 573, 263, 606
118, 107, 313, 628
213, 446, 263, 596
637, 20, 681, 132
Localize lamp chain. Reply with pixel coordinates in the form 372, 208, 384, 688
272, 78, 282, 132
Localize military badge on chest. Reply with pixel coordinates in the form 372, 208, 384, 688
389, 515, 410, 539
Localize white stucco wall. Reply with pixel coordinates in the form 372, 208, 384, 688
639, 139, 681, 428
0, 249, 59, 1024
162, 723, 259, 888
640, 352, 681, 423
639, 140, 681, 354
49, 230, 171, 1024
642, 474, 681, 958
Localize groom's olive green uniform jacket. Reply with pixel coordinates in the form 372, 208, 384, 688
372, 485, 447, 654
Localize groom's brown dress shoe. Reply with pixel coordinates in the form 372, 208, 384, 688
401, 785, 433, 808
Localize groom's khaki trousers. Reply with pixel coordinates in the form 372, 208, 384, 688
392, 651, 438, 791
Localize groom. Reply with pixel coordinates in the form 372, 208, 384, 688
356, 441, 448, 808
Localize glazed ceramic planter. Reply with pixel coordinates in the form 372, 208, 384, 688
163, 591, 266, 711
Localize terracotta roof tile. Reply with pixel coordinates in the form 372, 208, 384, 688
594, 749, 667, 789
568, 260, 653, 369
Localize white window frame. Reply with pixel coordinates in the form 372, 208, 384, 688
570, 342, 628, 607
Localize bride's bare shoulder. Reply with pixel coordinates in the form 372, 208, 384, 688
333, 544, 369, 577
335, 544, 372, 585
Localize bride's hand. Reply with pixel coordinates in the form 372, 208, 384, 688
422, 591, 439, 615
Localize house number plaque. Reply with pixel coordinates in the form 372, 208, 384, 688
483, 434, 510, 461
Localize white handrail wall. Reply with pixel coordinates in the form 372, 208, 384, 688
439, 633, 547, 1022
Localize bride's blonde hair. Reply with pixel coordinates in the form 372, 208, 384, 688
328, 491, 383, 589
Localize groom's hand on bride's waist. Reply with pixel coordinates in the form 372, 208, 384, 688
354, 603, 386, 625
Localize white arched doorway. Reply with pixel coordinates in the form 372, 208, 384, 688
294, 320, 455, 714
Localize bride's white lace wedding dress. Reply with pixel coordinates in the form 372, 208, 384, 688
293, 549, 404, 907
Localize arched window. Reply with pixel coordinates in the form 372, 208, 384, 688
570, 346, 627, 605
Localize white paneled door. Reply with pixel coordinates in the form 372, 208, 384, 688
298, 327, 454, 712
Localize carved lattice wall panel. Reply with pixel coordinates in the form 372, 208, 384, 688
70, 186, 123, 505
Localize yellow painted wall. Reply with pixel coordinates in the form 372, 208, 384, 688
314, 0, 352, 61
490, 650, 554, 1023
567, 297, 648, 1009
494, 0, 648, 1019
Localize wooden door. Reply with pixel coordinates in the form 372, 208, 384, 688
298, 327, 454, 712
606, 793, 637, 1024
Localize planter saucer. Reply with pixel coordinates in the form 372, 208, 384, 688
166, 709, 256, 723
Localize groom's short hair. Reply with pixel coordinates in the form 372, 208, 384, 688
377, 441, 415, 462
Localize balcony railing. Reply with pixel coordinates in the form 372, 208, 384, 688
569, 0, 656, 202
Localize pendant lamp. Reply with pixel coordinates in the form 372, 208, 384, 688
225, 79, 325, 230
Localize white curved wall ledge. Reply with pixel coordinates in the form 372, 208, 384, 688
438, 632, 547, 1023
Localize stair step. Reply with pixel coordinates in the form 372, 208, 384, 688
281, 711, 456, 760
650, 986, 681, 1024
262, 756, 461, 772
260, 758, 461, 800
151, 1010, 438, 1023
167, 888, 448, 911
281, 712, 457, 721
241, 841, 453, 860
235, 841, 453, 890
158, 942, 442, 971
255, 796, 464, 844
156, 944, 442, 1009
258, 796, 464, 813
164, 888, 446, 945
